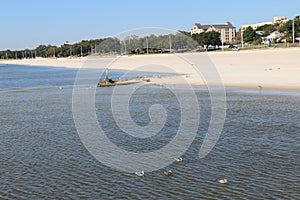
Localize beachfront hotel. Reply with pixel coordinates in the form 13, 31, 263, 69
241, 16, 289, 31
191, 22, 236, 43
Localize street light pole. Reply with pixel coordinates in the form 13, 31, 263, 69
221, 37, 224, 51
123, 41, 127, 55
169, 35, 172, 53
292, 18, 295, 45
241, 29, 244, 48
146, 37, 149, 54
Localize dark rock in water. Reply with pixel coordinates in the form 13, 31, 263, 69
164, 170, 173, 176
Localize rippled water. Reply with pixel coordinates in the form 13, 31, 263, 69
0, 65, 299, 199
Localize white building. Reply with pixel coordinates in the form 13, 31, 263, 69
242, 22, 273, 31
242, 16, 289, 31
273, 16, 288, 23
266, 31, 284, 41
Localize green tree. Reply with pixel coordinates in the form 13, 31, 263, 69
253, 38, 262, 45
192, 31, 221, 47
243, 26, 256, 43
97, 37, 121, 54
35, 45, 48, 57
279, 16, 300, 40
256, 24, 277, 36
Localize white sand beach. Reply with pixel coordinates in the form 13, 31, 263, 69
1, 48, 300, 90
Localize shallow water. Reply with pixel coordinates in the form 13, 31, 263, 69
0, 65, 299, 199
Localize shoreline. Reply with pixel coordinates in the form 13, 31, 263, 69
1, 48, 300, 91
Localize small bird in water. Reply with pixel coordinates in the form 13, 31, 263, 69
135, 171, 144, 177
164, 170, 173, 176
217, 179, 228, 184
175, 157, 183, 163
59, 87, 63, 90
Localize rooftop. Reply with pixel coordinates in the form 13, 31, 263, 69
194, 22, 235, 29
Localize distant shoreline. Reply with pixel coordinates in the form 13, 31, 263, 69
1, 47, 300, 91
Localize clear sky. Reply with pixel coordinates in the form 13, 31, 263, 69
1, 0, 299, 50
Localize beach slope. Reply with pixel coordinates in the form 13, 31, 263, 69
1, 48, 300, 90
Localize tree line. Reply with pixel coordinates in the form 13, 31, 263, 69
0, 31, 224, 59
0, 39, 104, 59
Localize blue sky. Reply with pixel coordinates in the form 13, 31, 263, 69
1, 0, 299, 50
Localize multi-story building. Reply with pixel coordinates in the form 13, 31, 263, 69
241, 16, 289, 31
273, 16, 288, 23
191, 22, 236, 43
241, 22, 273, 31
